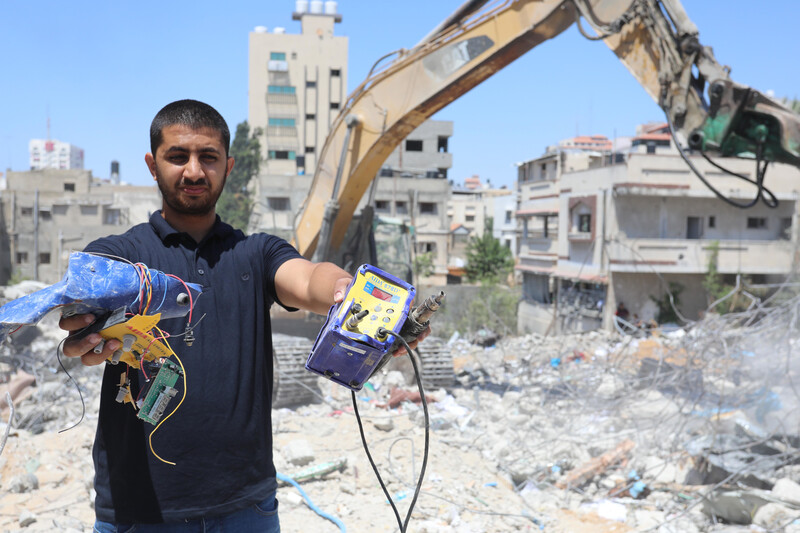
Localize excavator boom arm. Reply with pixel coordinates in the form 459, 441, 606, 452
294, 0, 800, 259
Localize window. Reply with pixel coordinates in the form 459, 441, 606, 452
267, 197, 290, 211
504, 239, 512, 249
64, 183, 75, 192
708, 216, 716, 228
417, 242, 436, 254
306, 81, 317, 88
268, 85, 296, 94
395, 201, 408, 215
305, 113, 316, 120
646, 142, 656, 154
505, 210, 512, 224
376, 200, 390, 213
687, 216, 703, 239
270, 52, 286, 61
268, 118, 296, 127
405, 140, 423, 152
39, 252, 51, 265
330, 68, 341, 77
21, 207, 33, 216
80, 205, 98, 216
103, 208, 121, 225
465, 215, 475, 222
578, 214, 591, 233
781, 217, 792, 240
268, 150, 296, 160
39, 210, 52, 221
330, 102, 340, 110
16, 252, 28, 264
747, 217, 767, 229
305, 146, 315, 154
437, 136, 448, 153
420, 202, 437, 215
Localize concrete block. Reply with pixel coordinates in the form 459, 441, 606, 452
774, 478, 800, 506
281, 439, 315, 467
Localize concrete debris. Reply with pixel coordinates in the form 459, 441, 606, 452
281, 439, 315, 467
2, 282, 800, 532
753, 502, 800, 529
18, 509, 37, 528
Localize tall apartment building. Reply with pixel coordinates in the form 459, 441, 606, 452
29, 139, 84, 170
247, 2, 452, 287
0, 169, 160, 284
248, 1, 347, 240
516, 124, 800, 334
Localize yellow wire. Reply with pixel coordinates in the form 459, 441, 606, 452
147, 327, 187, 466
143, 269, 154, 314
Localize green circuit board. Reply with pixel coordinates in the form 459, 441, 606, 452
137, 360, 182, 425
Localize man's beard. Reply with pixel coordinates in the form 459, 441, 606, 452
154, 165, 227, 216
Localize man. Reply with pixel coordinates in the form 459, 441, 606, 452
60, 100, 425, 532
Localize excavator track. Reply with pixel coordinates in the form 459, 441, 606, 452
413, 336, 456, 390
272, 334, 320, 408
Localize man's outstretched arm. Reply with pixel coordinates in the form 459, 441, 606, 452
274, 258, 352, 316
275, 258, 429, 354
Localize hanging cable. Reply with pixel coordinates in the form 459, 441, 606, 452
665, 113, 778, 209
351, 332, 429, 533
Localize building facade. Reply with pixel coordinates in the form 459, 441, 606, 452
29, 139, 84, 170
247, 2, 347, 240
374, 120, 452, 285
448, 176, 514, 282
1, 169, 160, 284
516, 125, 800, 334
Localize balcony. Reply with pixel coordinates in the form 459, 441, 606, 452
606, 238, 794, 275
519, 235, 558, 256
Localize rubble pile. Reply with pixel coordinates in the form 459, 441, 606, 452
1, 287, 800, 532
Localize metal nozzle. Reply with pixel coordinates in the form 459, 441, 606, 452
411, 291, 446, 323
346, 309, 370, 329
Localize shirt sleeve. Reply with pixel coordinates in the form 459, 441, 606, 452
83, 235, 130, 258
260, 234, 304, 312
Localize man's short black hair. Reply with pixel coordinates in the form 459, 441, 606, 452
150, 99, 231, 157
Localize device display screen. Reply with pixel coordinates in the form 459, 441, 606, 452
371, 286, 393, 301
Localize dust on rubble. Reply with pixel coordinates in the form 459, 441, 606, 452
2, 296, 800, 532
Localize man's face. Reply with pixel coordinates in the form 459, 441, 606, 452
145, 124, 234, 216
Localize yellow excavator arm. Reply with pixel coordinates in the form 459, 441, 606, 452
294, 0, 800, 259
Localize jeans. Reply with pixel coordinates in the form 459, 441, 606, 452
93, 496, 280, 533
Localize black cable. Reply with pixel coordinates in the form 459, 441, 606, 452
665, 113, 778, 209
351, 331, 430, 533
56, 338, 86, 433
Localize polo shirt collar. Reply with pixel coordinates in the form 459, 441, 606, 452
149, 210, 235, 245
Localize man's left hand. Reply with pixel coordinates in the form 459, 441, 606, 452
392, 323, 431, 357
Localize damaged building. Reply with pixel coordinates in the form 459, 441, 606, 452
516, 123, 800, 335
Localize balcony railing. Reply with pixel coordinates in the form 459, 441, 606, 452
606, 238, 794, 274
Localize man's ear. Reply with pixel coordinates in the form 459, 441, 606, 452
226, 156, 235, 176
145, 153, 157, 180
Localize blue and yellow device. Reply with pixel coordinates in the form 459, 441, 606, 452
306, 264, 416, 391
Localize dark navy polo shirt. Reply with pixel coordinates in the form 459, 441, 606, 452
84, 211, 303, 523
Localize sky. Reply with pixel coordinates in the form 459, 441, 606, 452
1, 1, 798, 189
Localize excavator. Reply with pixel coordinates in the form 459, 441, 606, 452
270, 0, 800, 406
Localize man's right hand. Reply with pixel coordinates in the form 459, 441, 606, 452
59, 313, 122, 367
